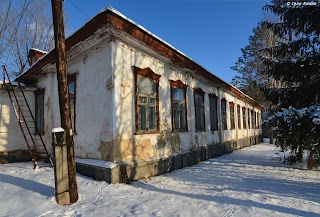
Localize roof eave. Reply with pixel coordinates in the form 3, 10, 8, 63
16, 7, 264, 109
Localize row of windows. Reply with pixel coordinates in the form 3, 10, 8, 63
35, 68, 261, 135
134, 67, 261, 134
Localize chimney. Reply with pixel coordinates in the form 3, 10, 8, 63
27, 48, 48, 66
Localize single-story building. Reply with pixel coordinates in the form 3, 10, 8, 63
2, 7, 263, 182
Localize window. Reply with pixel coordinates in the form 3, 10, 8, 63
248, 109, 251, 128
134, 66, 160, 133
242, 107, 246, 129
209, 94, 218, 131
251, 110, 254, 129
253, 112, 257, 128
237, 105, 241, 129
194, 88, 205, 131
230, 102, 235, 130
221, 98, 227, 130
170, 80, 188, 131
68, 74, 77, 133
35, 89, 45, 135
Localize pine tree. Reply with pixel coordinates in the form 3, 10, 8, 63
262, 0, 320, 169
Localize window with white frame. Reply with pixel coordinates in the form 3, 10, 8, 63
242, 107, 246, 129
134, 67, 160, 133
237, 105, 241, 129
230, 102, 235, 130
171, 80, 188, 131
221, 98, 227, 130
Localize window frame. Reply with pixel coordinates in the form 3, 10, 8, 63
242, 107, 247, 129
170, 80, 188, 132
133, 66, 161, 134
251, 110, 254, 129
209, 94, 218, 131
237, 105, 241, 129
68, 74, 77, 133
248, 109, 251, 129
34, 88, 45, 135
229, 102, 235, 130
194, 88, 205, 132
221, 98, 227, 130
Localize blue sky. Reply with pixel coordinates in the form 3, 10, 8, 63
63, 0, 270, 83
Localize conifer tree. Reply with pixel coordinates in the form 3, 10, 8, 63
261, 0, 320, 169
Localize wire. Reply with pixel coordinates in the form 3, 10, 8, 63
67, 0, 90, 19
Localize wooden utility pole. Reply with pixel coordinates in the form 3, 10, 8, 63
51, 0, 78, 203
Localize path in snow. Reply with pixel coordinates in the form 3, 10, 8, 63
0, 143, 319, 217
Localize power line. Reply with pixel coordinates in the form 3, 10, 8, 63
67, 0, 90, 19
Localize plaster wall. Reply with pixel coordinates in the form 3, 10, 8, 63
36, 42, 113, 159
0, 88, 35, 152
111, 39, 261, 164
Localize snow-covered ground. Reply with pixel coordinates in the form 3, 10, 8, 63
1, 143, 319, 217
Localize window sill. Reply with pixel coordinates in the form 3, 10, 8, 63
195, 130, 206, 132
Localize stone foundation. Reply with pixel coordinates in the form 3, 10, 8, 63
0, 150, 31, 164
76, 136, 263, 183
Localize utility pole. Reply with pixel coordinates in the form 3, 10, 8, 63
51, 0, 78, 203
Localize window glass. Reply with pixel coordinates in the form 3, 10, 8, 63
195, 93, 205, 131
242, 107, 246, 129
172, 87, 187, 131
35, 91, 44, 134
230, 103, 235, 130
209, 96, 218, 131
68, 79, 76, 132
237, 106, 241, 129
137, 75, 157, 131
138, 76, 156, 95
221, 99, 227, 130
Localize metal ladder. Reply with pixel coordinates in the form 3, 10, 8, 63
2, 65, 53, 168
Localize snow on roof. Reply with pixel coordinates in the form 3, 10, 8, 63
104, 6, 190, 60
17, 6, 263, 109
105, 7, 260, 106
30, 48, 48, 54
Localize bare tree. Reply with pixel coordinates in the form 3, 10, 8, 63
0, 0, 53, 76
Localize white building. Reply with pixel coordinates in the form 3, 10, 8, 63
3, 7, 263, 181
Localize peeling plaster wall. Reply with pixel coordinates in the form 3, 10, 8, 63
27, 27, 261, 164
36, 41, 114, 160
0, 88, 35, 152
111, 39, 261, 164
